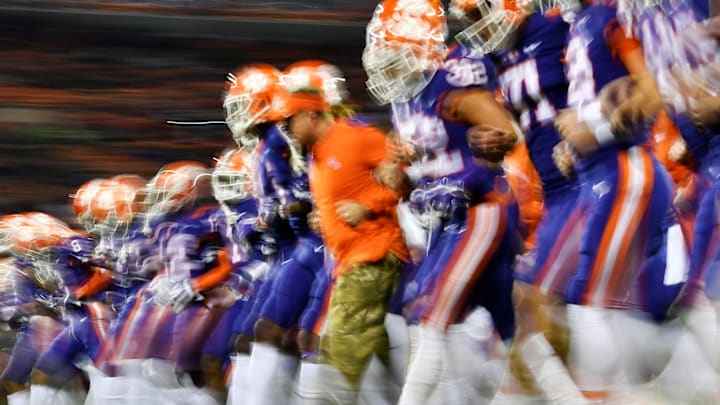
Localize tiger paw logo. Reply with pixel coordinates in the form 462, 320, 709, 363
327, 157, 342, 170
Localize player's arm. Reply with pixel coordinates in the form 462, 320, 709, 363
443, 88, 519, 166
266, 143, 298, 206
188, 248, 232, 292
604, 18, 662, 133
555, 106, 598, 156
74, 266, 113, 299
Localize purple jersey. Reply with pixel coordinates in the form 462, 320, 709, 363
565, 3, 650, 155
12, 261, 52, 306
53, 234, 97, 295
159, 205, 225, 283
495, 11, 574, 193
107, 215, 171, 312
567, 5, 631, 103
255, 124, 299, 246
392, 44, 500, 200
218, 198, 263, 267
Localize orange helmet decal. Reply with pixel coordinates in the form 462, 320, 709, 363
224, 63, 283, 134
145, 161, 210, 217
281, 60, 348, 106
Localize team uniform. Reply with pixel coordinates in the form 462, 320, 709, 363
633, 0, 720, 306
396, 44, 517, 338
624, 4, 720, 401
34, 234, 113, 380
390, 43, 519, 405
236, 125, 299, 340
201, 197, 262, 367
234, 124, 312, 405
163, 205, 233, 373
562, 3, 679, 396
103, 213, 178, 367
0, 260, 64, 391
563, 4, 676, 314
495, 11, 584, 297
258, 172, 325, 333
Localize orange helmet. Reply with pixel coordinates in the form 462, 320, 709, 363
452, 0, 537, 55
6, 212, 73, 261
71, 178, 106, 232
107, 174, 148, 217
281, 60, 348, 106
91, 177, 145, 235
224, 63, 282, 141
0, 213, 30, 254
212, 148, 256, 203
143, 161, 210, 229
362, 0, 448, 105
108, 174, 147, 191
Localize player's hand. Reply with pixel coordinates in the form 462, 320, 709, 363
307, 209, 322, 235
297, 329, 319, 361
257, 199, 280, 230
169, 280, 201, 313
552, 140, 576, 179
148, 276, 175, 306
335, 200, 371, 227
672, 66, 720, 130
554, 108, 597, 156
600, 76, 635, 119
466, 124, 517, 162
609, 74, 661, 136
374, 163, 412, 196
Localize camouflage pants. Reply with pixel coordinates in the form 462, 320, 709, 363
319, 253, 402, 388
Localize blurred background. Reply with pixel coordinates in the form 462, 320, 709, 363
0, 0, 413, 220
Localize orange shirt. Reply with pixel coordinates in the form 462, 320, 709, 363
309, 119, 409, 273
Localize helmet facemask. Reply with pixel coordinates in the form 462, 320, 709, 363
456, 2, 519, 54
455, 0, 537, 55
142, 166, 208, 234
363, 43, 441, 105
212, 169, 253, 204
223, 93, 270, 141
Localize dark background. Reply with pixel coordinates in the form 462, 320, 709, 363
0, 1, 433, 220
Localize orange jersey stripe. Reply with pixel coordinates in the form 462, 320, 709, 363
426, 203, 506, 329
585, 148, 654, 306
